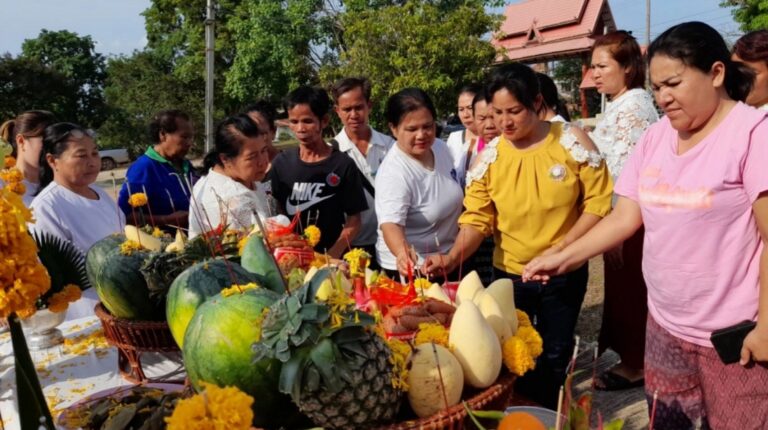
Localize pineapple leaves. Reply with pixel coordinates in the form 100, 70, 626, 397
279, 348, 312, 402
309, 338, 344, 394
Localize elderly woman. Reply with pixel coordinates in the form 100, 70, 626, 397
118, 110, 195, 229
423, 63, 613, 408
0, 110, 57, 204
588, 30, 659, 391
733, 30, 768, 110
524, 22, 768, 428
189, 114, 271, 237
31, 122, 125, 319
375, 88, 464, 279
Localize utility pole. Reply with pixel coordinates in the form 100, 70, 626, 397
204, 0, 215, 153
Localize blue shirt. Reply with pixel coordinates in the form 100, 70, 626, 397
117, 147, 196, 220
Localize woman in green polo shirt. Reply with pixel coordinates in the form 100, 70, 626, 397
118, 110, 196, 229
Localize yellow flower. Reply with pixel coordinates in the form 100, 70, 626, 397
0, 168, 23, 184
502, 335, 536, 376
119, 240, 143, 255
516, 325, 543, 359
221, 282, 259, 297
413, 278, 431, 293
343, 248, 371, 277
127, 192, 148, 208
47, 284, 82, 313
165, 382, 254, 430
516, 309, 532, 328
7, 181, 25, 195
3, 155, 15, 169
386, 338, 411, 392
303, 225, 321, 247
151, 226, 164, 238
413, 322, 450, 349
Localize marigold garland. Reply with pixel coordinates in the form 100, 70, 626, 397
165, 382, 254, 430
501, 310, 542, 376
127, 192, 148, 208
385, 337, 411, 392
413, 322, 450, 349
516, 309, 532, 328
303, 224, 321, 247
47, 284, 82, 313
3, 155, 15, 169
516, 325, 543, 358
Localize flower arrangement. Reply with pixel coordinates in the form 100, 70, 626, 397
303, 224, 321, 247
501, 310, 543, 376
165, 382, 254, 430
127, 192, 148, 208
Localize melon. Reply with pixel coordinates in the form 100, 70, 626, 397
241, 233, 285, 293
90, 244, 161, 320
475, 291, 512, 343
486, 278, 518, 334
407, 343, 464, 417
424, 283, 452, 304
166, 259, 257, 347
449, 301, 502, 388
456, 270, 483, 304
183, 288, 300, 428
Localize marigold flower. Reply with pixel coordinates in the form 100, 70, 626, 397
303, 224, 321, 247
386, 337, 411, 392
3, 155, 15, 169
165, 382, 254, 430
414, 322, 450, 349
127, 192, 148, 208
151, 226, 164, 238
502, 335, 536, 376
516, 309, 532, 328
516, 325, 543, 358
48, 284, 82, 313
7, 181, 25, 195
343, 248, 371, 277
119, 240, 143, 255
0, 168, 23, 184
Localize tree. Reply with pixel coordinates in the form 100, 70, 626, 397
98, 51, 211, 155
0, 54, 79, 122
721, 0, 768, 32
321, 0, 502, 126
20, 30, 107, 128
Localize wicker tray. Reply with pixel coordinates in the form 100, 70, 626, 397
374, 372, 517, 430
94, 303, 180, 383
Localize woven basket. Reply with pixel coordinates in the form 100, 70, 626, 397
374, 372, 517, 430
94, 303, 180, 383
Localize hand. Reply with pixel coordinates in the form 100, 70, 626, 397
422, 254, 456, 279
540, 242, 565, 257
604, 243, 624, 270
521, 252, 569, 283
395, 248, 418, 277
160, 210, 189, 226
740, 325, 768, 365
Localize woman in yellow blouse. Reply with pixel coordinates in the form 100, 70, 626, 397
424, 63, 612, 408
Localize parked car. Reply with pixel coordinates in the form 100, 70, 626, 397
98, 148, 131, 171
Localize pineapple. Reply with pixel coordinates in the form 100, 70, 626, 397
253, 269, 401, 429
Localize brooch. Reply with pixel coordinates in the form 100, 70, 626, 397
549, 164, 567, 181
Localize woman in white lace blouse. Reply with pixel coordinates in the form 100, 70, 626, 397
589, 31, 658, 391
189, 114, 271, 238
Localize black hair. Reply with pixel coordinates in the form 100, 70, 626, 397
283, 86, 332, 120
486, 63, 540, 111
385, 88, 437, 126
649, 21, 753, 102
536, 72, 571, 121
37, 122, 91, 194
458, 83, 483, 98
0, 110, 57, 157
243, 100, 277, 132
471, 89, 490, 111
331, 77, 372, 102
148, 110, 191, 144
203, 114, 262, 171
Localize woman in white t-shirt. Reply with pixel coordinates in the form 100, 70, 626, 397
446, 84, 481, 187
189, 114, 271, 237
0, 110, 57, 205
375, 88, 464, 278
31, 122, 126, 319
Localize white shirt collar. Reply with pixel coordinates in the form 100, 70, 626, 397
335, 126, 390, 151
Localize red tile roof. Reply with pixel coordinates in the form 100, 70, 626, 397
493, 0, 616, 63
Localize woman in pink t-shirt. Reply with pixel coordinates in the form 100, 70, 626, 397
524, 22, 768, 428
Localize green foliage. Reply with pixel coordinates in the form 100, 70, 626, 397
0, 54, 78, 122
20, 30, 107, 128
721, 0, 768, 32
321, 0, 502, 127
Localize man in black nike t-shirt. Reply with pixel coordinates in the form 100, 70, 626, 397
269, 86, 367, 257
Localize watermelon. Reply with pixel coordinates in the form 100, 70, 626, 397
183, 288, 301, 428
91, 245, 162, 320
166, 259, 256, 348
241, 234, 285, 293
85, 234, 125, 286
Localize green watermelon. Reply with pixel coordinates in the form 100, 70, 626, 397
85, 234, 125, 286
240, 234, 285, 293
91, 245, 162, 320
183, 288, 301, 428
166, 259, 256, 348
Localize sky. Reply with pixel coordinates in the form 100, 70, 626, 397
0, 0, 741, 57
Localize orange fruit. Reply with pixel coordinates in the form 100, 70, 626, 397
497, 411, 547, 430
